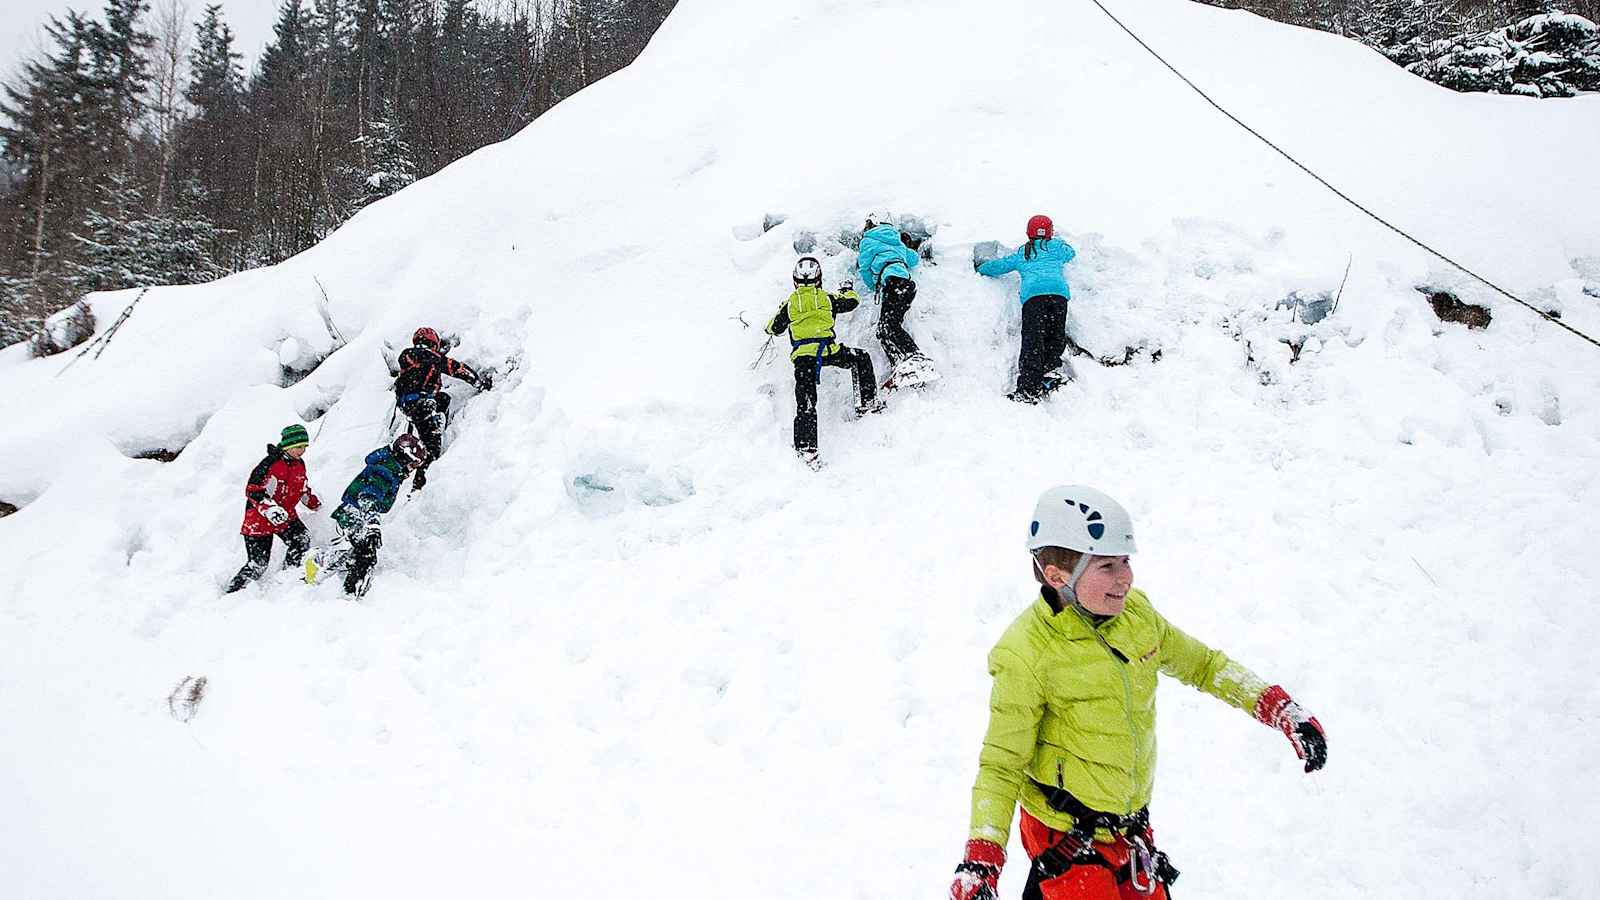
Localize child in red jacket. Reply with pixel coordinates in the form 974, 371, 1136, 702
224, 424, 321, 593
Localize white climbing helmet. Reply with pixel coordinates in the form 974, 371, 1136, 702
863, 210, 894, 231
792, 256, 823, 286
1026, 485, 1138, 556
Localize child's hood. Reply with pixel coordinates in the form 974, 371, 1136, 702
861, 223, 903, 247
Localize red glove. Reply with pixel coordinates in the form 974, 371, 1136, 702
950, 839, 1005, 900
1256, 685, 1327, 772
304, 492, 321, 511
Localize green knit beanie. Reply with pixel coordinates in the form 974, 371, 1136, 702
279, 424, 310, 450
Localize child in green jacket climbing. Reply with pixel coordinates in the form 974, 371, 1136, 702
949, 486, 1327, 900
766, 255, 883, 467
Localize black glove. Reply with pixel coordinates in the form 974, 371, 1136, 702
1256, 685, 1327, 773
1292, 720, 1328, 772
478, 371, 494, 391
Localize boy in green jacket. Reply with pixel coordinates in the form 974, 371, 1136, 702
305, 433, 429, 597
950, 486, 1326, 900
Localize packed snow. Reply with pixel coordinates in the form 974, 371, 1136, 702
3, 0, 1599, 897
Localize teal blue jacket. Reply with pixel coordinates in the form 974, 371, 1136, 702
978, 238, 1077, 302
857, 224, 920, 291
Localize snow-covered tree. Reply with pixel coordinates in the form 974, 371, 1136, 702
345, 99, 418, 214
67, 172, 230, 293
1408, 11, 1600, 95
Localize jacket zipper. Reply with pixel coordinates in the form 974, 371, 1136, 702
1087, 624, 1140, 816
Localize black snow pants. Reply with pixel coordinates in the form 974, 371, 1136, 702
1018, 294, 1069, 399
792, 347, 877, 454
399, 391, 452, 484
225, 520, 310, 593
342, 528, 383, 596
876, 275, 921, 367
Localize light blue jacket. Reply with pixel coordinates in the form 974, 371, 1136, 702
978, 238, 1077, 303
857, 224, 920, 291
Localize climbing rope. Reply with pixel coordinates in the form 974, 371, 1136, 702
1085, 0, 1600, 351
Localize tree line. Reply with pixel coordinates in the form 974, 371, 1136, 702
1200, 0, 1598, 46
2, 0, 1591, 347
0, 0, 674, 346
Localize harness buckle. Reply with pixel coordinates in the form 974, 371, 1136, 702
1032, 829, 1094, 882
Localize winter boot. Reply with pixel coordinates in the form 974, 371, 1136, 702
855, 397, 887, 417
884, 354, 940, 391
345, 568, 374, 598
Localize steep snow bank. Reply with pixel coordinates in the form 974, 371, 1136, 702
4, 1, 1599, 898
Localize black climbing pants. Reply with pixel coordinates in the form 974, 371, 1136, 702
225, 520, 310, 593
1018, 294, 1069, 398
400, 391, 452, 479
791, 348, 877, 453
877, 275, 921, 367
342, 528, 383, 596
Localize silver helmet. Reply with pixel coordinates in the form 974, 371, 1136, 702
792, 255, 823, 286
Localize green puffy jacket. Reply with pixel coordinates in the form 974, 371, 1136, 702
968, 588, 1270, 845
766, 285, 860, 360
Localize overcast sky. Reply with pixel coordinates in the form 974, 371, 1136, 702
4, 0, 281, 84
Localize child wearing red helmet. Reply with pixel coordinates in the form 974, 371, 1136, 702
977, 215, 1079, 403
393, 327, 490, 489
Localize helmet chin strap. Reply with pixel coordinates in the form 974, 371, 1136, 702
1034, 552, 1096, 613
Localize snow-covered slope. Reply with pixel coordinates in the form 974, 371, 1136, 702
4, 1, 1599, 897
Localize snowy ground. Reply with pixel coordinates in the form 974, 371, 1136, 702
4, 0, 1600, 897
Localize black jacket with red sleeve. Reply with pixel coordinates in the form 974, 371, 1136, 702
393, 346, 484, 399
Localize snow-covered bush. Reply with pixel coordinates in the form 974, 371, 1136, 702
1407, 13, 1600, 97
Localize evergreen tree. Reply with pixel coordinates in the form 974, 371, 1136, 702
346, 98, 418, 213
2, 0, 683, 342
177, 4, 247, 262
87, 0, 156, 170
249, 0, 318, 259
68, 172, 228, 292
0, 13, 111, 327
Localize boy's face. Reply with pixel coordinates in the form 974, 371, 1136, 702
284, 445, 307, 459
1070, 555, 1134, 617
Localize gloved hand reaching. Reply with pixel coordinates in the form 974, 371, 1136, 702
949, 839, 1005, 900
1255, 685, 1327, 772
303, 492, 321, 511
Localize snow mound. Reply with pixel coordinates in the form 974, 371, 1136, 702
4, 1, 1599, 898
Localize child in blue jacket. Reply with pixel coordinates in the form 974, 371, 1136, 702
310, 433, 429, 597
977, 215, 1078, 402
857, 214, 930, 385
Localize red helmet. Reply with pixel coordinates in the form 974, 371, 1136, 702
392, 433, 430, 467
412, 327, 442, 350
1026, 215, 1054, 241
